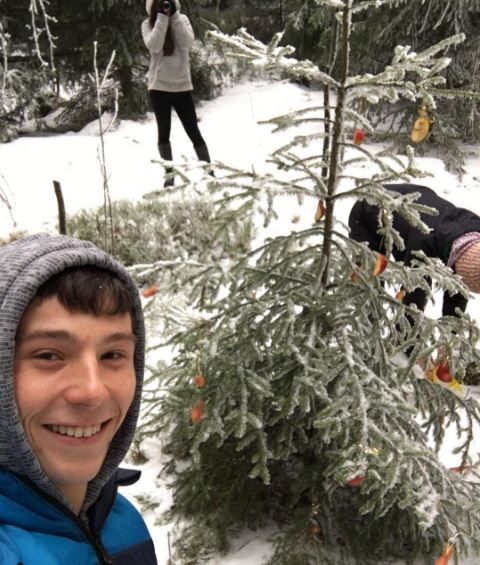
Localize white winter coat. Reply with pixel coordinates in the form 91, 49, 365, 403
141, 0, 194, 92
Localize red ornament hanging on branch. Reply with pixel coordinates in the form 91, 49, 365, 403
191, 399, 205, 423
353, 128, 365, 146
193, 373, 206, 388
346, 475, 365, 487
424, 358, 469, 400
435, 361, 452, 383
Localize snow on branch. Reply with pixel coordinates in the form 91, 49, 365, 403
0, 171, 15, 227
0, 22, 9, 100
207, 28, 339, 89
346, 35, 470, 107
29, 0, 57, 71
92, 42, 118, 255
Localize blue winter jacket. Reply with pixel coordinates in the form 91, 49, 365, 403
0, 467, 157, 564
0, 235, 157, 564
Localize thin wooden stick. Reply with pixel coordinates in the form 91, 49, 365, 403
53, 179, 66, 235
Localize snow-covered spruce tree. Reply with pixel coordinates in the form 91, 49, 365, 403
348, 0, 480, 140
138, 1, 480, 563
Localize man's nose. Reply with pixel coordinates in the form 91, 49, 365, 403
64, 356, 109, 407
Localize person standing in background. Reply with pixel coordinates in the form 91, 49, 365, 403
142, 0, 213, 186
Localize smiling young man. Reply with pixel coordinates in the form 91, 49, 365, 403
0, 233, 157, 564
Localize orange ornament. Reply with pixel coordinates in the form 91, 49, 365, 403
353, 128, 365, 146
411, 103, 431, 144
372, 253, 388, 276
194, 373, 206, 388
435, 543, 454, 565
309, 524, 321, 536
395, 288, 406, 302
191, 399, 205, 423
142, 285, 159, 298
314, 199, 326, 222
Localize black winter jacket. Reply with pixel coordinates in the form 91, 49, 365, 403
348, 183, 480, 315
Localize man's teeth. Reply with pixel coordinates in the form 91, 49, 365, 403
48, 423, 102, 438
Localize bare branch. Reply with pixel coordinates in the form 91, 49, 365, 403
29, 0, 57, 72
93, 42, 117, 254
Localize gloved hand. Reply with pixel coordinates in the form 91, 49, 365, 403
158, 0, 176, 15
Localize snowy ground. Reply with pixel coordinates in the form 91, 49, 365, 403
1, 79, 480, 563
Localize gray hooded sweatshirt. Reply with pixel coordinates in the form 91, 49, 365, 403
0, 233, 145, 515
141, 0, 194, 92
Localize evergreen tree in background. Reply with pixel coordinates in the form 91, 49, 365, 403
138, 1, 480, 563
282, 0, 335, 69
2, 0, 478, 148
197, 0, 479, 169
349, 0, 480, 172
197, 0, 292, 43
53, 0, 147, 117
0, 0, 54, 137
0, 0, 201, 129
282, 0, 480, 171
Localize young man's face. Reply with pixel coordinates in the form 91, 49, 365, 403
14, 296, 136, 502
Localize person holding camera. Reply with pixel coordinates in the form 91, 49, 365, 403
142, 0, 213, 187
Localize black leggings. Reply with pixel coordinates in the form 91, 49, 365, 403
149, 90, 206, 147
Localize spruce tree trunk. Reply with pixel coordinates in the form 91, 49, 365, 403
117, 65, 134, 117
320, 2, 351, 286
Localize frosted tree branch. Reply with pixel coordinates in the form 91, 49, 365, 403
29, 0, 57, 71
0, 22, 8, 100
93, 42, 118, 254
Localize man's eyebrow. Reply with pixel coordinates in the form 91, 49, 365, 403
16, 330, 137, 344
17, 329, 77, 343
103, 332, 138, 344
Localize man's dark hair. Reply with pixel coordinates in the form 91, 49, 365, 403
35, 266, 134, 317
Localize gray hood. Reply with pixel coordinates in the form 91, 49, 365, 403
0, 233, 145, 513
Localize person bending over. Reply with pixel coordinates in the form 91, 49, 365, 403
142, 0, 213, 186
0, 233, 157, 563
348, 183, 480, 316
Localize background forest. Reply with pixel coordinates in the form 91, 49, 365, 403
1, 0, 480, 169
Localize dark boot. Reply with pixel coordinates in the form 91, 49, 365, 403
158, 142, 174, 187
194, 143, 214, 177
194, 143, 211, 162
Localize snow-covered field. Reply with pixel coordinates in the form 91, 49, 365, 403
1, 79, 480, 563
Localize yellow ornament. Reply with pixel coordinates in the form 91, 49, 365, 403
411, 103, 431, 143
